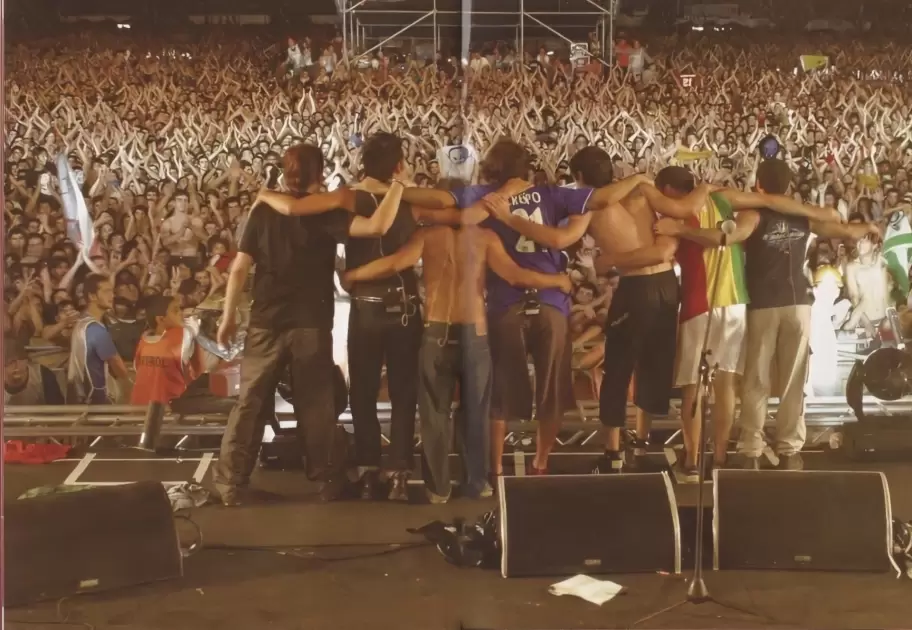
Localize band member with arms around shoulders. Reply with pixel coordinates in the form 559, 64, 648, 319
255, 132, 427, 501
488, 146, 712, 475
656, 159, 879, 472
342, 221, 574, 502
213, 143, 406, 507
644, 166, 840, 481
396, 139, 646, 477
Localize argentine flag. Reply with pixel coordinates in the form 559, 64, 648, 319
56, 152, 101, 272
883, 213, 912, 301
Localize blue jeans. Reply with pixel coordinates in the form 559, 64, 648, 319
418, 322, 492, 497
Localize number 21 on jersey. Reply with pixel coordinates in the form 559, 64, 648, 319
513, 207, 544, 253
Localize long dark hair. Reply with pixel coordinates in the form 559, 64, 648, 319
282, 144, 324, 193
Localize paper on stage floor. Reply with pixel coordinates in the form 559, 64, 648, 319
548, 575, 625, 606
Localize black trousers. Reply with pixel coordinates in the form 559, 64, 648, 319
348, 300, 422, 471
418, 323, 493, 497
600, 270, 680, 428
213, 326, 340, 492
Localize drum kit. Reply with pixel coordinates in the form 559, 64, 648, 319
846, 307, 912, 419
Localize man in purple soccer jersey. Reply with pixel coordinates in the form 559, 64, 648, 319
399, 139, 647, 478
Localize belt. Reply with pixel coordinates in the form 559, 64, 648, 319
351, 295, 419, 304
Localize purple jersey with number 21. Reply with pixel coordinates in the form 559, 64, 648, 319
450, 184, 593, 316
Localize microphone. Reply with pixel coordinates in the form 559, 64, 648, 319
717, 220, 736, 247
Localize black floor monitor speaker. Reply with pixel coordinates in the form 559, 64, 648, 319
5, 481, 184, 607
497, 473, 681, 578
713, 469, 899, 574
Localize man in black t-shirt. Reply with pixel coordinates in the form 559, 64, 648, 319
252, 135, 430, 502
211, 144, 405, 506
344, 133, 422, 501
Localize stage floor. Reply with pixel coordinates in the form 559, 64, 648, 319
5, 451, 912, 630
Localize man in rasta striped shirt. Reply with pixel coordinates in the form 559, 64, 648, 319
653, 165, 849, 480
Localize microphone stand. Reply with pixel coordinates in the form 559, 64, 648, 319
631, 226, 770, 627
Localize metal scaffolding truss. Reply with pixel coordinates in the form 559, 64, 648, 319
338, 0, 618, 65
2, 396, 893, 441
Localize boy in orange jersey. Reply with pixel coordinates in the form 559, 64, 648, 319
131, 296, 205, 406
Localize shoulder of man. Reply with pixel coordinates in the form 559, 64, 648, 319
454, 183, 495, 204
85, 319, 111, 335
352, 189, 383, 217
247, 202, 275, 225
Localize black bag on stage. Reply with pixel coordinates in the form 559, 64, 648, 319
408, 511, 500, 569
894, 518, 912, 580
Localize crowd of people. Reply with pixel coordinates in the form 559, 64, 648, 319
4, 26, 912, 498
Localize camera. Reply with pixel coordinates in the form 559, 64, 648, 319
382, 286, 406, 314
522, 289, 541, 316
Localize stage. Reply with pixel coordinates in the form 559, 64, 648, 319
4, 449, 912, 630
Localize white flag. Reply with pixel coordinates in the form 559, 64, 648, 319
56, 152, 101, 273
56, 153, 84, 245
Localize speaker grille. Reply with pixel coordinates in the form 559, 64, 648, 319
713, 470, 897, 573
498, 473, 680, 577
6, 481, 183, 606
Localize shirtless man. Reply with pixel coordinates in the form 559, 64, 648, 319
342, 224, 572, 502
392, 140, 649, 477
159, 190, 205, 266
484, 147, 712, 474
844, 214, 892, 337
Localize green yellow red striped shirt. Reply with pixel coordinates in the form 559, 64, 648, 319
676, 192, 750, 323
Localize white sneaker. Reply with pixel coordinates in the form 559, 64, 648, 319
425, 488, 451, 504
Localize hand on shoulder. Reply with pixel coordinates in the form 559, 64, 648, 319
351, 178, 389, 195
654, 217, 682, 237
482, 193, 513, 222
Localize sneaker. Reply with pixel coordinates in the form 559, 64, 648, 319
778, 453, 804, 471
741, 455, 761, 470
678, 460, 700, 484
425, 488, 451, 504
219, 489, 241, 507
593, 452, 624, 475
463, 480, 494, 499
388, 472, 410, 502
